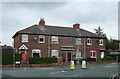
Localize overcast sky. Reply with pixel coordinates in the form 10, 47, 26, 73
1, 2, 118, 46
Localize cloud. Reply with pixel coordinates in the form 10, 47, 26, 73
2, 2, 118, 46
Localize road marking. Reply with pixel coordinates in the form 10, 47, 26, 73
112, 72, 119, 79
109, 74, 114, 79
36, 67, 55, 69
49, 70, 67, 75
109, 72, 120, 79
104, 66, 113, 68
111, 63, 117, 64
90, 67, 95, 69
61, 70, 67, 73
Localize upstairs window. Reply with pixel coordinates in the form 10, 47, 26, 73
39, 35, 45, 43
76, 38, 82, 45
22, 34, 28, 42
87, 38, 92, 45
90, 51, 96, 58
99, 39, 103, 45
51, 50, 58, 57
51, 36, 59, 44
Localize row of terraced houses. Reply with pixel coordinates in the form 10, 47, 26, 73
12, 18, 106, 63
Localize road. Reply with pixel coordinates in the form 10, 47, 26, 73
1, 63, 120, 78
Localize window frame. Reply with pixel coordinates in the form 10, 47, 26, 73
51, 50, 58, 58
90, 51, 96, 58
87, 38, 92, 45
51, 36, 59, 44
99, 39, 103, 45
32, 49, 41, 57
39, 35, 45, 43
76, 50, 82, 59
76, 38, 82, 45
22, 34, 28, 42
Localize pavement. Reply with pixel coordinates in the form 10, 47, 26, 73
1, 63, 120, 78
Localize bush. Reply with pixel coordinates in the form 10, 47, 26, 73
15, 53, 22, 61
28, 57, 57, 64
97, 56, 116, 61
2, 52, 13, 65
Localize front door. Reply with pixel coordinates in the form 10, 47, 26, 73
19, 51, 27, 63
68, 52, 72, 62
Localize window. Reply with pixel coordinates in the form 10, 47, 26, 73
99, 39, 103, 45
32, 49, 41, 57
87, 38, 92, 45
90, 51, 96, 58
51, 50, 58, 57
76, 50, 82, 58
22, 34, 28, 42
39, 35, 45, 43
76, 38, 82, 45
51, 36, 59, 44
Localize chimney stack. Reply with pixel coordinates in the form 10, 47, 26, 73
39, 18, 45, 26
73, 23, 80, 29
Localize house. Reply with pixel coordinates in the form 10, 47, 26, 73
12, 18, 106, 63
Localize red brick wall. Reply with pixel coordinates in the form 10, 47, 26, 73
13, 34, 106, 62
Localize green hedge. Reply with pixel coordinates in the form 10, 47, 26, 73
2, 52, 13, 65
97, 56, 116, 61
15, 53, 22, 61
28, 57, 57, 64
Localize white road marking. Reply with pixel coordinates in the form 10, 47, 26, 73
36, 67, 55, 69
104, 66, 113, 68
61, 70, 67, 72
90, 67, 95, 69
49, 70, 67, 75
111, 63, 117, 64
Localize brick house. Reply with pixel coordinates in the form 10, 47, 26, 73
12, 18, 106, 63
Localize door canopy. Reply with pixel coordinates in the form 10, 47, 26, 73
19, 44, 28, 50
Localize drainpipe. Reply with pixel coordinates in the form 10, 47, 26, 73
83, 37, 86, 59
48, 35, 51, 57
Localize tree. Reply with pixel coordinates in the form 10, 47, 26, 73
94, 27, 106, 36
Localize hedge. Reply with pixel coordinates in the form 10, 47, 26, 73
97, 56, 116, 61
2, 52, 13, 65
15, 53, 22, 61
28, 57, 57, 64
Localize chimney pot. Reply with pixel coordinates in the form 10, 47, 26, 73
39, 18, 45, 26
73, 23, 80, 29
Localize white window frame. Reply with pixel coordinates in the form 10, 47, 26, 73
90, 51, 96, 58
99, 39, 103, 45
32, 49, 41, 57
51, 36, 59, 44
76, 38, 82, 45
22, 34, 28, 42
76, 50, 82, 59
51, 50, 58, 57
87, 38, 92, 45
39, 35, 45, 43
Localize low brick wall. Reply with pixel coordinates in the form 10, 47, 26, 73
29, 62, 69, 67
1, 61, 118, 68
87, 60, 118, 64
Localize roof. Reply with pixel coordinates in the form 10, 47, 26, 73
12, 25, 106, 38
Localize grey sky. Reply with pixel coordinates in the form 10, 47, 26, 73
1, 2, 118, 46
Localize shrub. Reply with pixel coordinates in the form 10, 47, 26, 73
2, 52, 13, 65
15, 53, 22, 61
28, 57, 57, 64
97, 56, 116, 61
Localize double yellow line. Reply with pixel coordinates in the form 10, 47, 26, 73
109, 72, 120, 79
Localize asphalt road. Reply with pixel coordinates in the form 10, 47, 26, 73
1, 63, 120, 78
